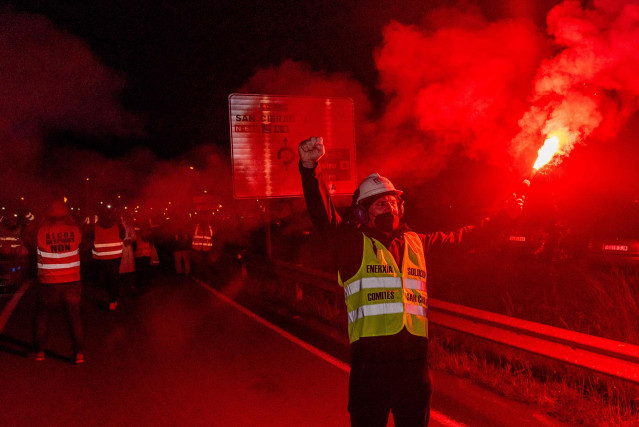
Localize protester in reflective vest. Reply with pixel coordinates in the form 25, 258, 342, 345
341, 232, 428, 344
298, 136, 524, 427
134, 220, 154, 289
93, 223, 124, 260
91, 207, 124, 311
191, 222, 213, 252
37, 203, 81, 283
134, 229, 152, 258
0, 211, 33, 259
32, 199, 84, 363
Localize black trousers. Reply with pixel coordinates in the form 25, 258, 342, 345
95, 259, 121, 303
135, 256, 152, 289
348, 357, 431, 427
34, 281, 84, 353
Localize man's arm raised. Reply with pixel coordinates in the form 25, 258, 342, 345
298, 136, 342, 230
298, 136, 325, 168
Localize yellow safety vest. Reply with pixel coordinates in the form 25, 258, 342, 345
338, 232, 428, 343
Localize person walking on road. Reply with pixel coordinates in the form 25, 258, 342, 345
31, 199, 84, 364
191, 214, 213, 275
298, 136, 524, 426
91, 206, 124, 311
118, 211, 137, 294
133, 219, 154, 290
173, 216, 192, 275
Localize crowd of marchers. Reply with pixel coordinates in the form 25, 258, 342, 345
0, 199, 214, 364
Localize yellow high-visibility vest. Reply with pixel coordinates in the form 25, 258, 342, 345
339, 232, 428, 343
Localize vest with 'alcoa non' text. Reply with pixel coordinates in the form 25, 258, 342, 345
37, 224, 81, 284
338, 231, 428, 344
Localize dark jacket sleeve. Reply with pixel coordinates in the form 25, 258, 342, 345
423, 211, 511, 254
300, 160, 366, 277
300, 161, 343, 231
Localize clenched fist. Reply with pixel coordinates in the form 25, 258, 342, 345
504, 193, 525, 220
298, 136, 325, 168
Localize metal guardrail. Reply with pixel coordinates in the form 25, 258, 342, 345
429, 299, 639, 384
248, 257, 639, 384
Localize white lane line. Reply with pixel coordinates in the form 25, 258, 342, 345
194, 276, 467, 427
194, 276, 351, 372
430, 411, 468, 426
0, 280, 32, 333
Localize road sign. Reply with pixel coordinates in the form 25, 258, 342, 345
229, 94, 356, 198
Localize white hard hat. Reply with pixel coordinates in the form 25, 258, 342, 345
356, 173, 402, 205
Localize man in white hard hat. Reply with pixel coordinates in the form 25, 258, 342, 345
298, 136, 523, 427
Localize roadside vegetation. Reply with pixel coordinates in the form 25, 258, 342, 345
428, 251, 639, 425
215, 229, 639, 426
428, 330, 639, 426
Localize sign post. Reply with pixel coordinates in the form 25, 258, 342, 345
229, 94, 357, 198
229, 94, 356, 258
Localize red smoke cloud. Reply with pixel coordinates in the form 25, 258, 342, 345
0, 12, 138, 137
237, 6, 550, 187
512, 0, 639, 171
0, 11, 141, 209
240, 0, 639, 199
238, 59, 373, 127
0, 11, 239, 244
370, 4, 548, 181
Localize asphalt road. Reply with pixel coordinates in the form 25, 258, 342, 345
0, 270, 568, 426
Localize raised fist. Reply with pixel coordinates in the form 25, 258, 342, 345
504, 193, 525, 220
298, 136, 325, 168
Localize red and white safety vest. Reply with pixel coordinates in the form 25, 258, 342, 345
92, 224, 123, 260
37, 223, 81, 284
134, 227, 152, 258
192, 224, 213, 252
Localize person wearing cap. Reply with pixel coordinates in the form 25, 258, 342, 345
298, 136, 523, 426
31, 199, 84, 364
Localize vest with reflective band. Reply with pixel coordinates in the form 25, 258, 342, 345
338, 231, 428, 344
92, 224, 123, 260
37, 224, 81, 284
0, 235, 23, 255
134, 236, 152, 258
192, 224, 213, 251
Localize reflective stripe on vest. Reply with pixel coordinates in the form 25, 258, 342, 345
93, 224, 123, 259
339, 231, 428, 343
192, 224, 213, 251
134, 239, 152, 257
37, 225, 81, 283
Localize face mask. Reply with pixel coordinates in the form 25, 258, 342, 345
373, 212, 399, 233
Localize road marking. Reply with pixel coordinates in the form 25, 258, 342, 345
194, 276, 351, 372
430, 411, 467, 426
194, 276, 467, 427
0, 280, 31, 333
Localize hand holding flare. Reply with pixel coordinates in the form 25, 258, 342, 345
533, 135, 561, 171
516, 132, 565, 201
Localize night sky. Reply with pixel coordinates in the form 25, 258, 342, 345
4, 0, 639, 235
10, 0, 556, 157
